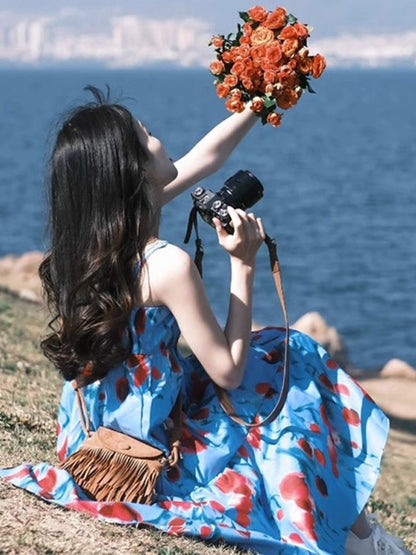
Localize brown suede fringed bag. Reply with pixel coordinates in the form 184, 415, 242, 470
59, 381, 182, 504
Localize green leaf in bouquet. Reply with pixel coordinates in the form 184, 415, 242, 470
239, 11, 250, 23
262, 96, 276, 110
287, 13, 298, 25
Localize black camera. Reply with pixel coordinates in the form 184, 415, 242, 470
191, 170, 264, 233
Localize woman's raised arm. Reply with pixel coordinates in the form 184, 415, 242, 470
162, 105, 258, 204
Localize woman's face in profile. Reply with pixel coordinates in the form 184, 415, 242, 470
135, 121, 178, 188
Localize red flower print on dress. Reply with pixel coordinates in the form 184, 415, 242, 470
276, 508, 284, 520
98, 502, 142, 522
326, 358, 339, 370
262, 348, 282, 363
309, 423, 321, 434
168, 352, 181, 373
115, 377, 129, 401
315, 475, 328, 496
237, 445, 249, 458
200, 525, 212, 538
247, 417, 261, 449
279, 472, 313, 510
342, 407, 361, 426
209, 499, 225, 513
134, 307, 146, 334
297, 438, 313, 458
180, 426, 208, 454
334, 383, 350, 395
293, 509, 317, 541
288, 532, 305, 544
327, 435, 339, 477
255, 382, 277, 398
168, 516, 186, 535
319, 374, 335, 393
66, 500, 99, 517
6, 466, 30, 482
215, 469, 253, 497
192, 407, 210, 420
314, 448, 326, 466
57, 435, 69, 462
151, 366, 162, 380
129, 355, 150, 387
37, 468, 58, 492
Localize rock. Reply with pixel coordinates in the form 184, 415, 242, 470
0, 251, 43, 302
292, 311, 351, 371
380, 358, 416, 380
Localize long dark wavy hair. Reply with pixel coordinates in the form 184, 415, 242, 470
39, 86, 160, 385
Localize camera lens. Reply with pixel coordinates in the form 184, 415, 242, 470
218, 170, 264, 210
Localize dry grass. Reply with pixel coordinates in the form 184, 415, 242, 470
0, 289, 415, 554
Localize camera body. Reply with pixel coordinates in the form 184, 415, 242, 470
191, 170, 264, 233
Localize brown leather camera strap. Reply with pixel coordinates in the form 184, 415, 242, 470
214, 234, 290, 427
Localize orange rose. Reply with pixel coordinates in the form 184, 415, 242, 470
225, 97, 245, 113
250, 44, 266, 63
312, 54, 326, 78
264, 7, 287, 30
210, 60, 225, 75
293, 23, 309, 40
251, 26, 275, 46
265, 83, 275, 95
248, 6, 268, 22
267, 112, 282, 127
239, 35, 251, 45
229, 46, 241, 62
211, 35, 224, 49
250, 96, 264, 113
216, 83, 230, 98
278, 65, 299, 87
231, 60, 245, 76
276, 88, 299, 110
278, 25, 298, 40
224, 74, 238, 87
282, 38, 299, 58
221, 51, 232, 64
266, 42, 283, 64
243, 22, 253, 37
239, 43, 251, 58
297, 54, 313, 75
241, 78, 255, 92
264, 69, 279, 85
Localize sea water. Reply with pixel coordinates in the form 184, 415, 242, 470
0, 67, 415, 369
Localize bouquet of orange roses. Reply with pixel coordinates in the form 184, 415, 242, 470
209, 5, 326, 127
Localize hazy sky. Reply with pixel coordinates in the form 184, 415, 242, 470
2, 0, 416, 38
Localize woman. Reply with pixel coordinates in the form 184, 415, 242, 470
0, 88, 408, 555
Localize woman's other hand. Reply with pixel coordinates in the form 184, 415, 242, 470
213, 207, 265, 266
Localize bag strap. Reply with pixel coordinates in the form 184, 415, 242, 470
72, 381, 182, 465
214, 234, 290, 428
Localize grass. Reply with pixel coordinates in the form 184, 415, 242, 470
0, 289, 415, 554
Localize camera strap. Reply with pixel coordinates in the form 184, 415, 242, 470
184, 210, 290, 428
184, 206, 204, 276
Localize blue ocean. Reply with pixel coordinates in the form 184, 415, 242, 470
0, 68, 415, 370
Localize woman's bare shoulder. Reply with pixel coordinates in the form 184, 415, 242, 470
144, 243, 197, 302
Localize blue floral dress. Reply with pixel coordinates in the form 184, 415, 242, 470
0, 241, 389, 554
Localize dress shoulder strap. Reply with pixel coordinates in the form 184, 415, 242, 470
134, 240, 168, 278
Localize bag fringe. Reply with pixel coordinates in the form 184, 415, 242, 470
60, 445, 166, 504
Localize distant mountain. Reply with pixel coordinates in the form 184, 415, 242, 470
0, 10, 415, 69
